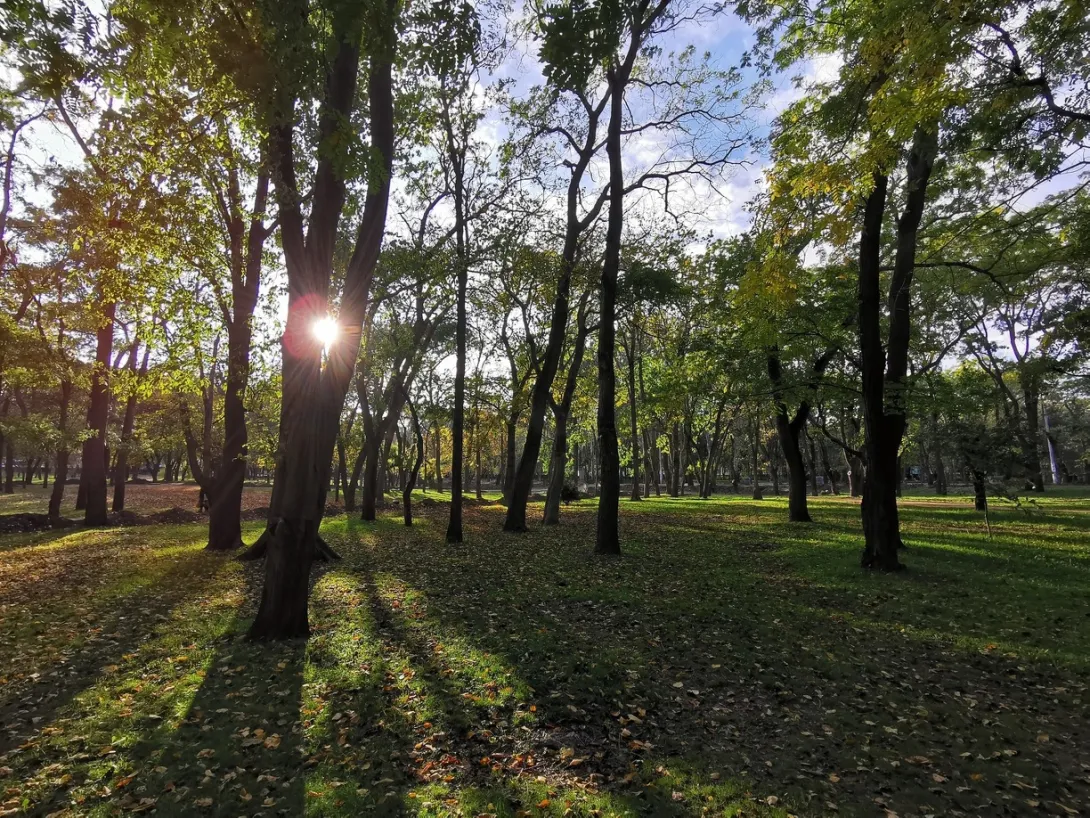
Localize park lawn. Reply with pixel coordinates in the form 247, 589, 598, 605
0, 494, 1087, 817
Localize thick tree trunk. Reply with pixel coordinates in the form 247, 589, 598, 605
858, 127, 936, 570
1022, 380, 1045, 492
249, 518, 316, 640
83, 301, 116, 527
858, 173, 902, 570
771, 404, 811, 522
543, 411, 568, 525
447, 259, 467, 542
249, 34, 394, 639
205, 321, 252, 551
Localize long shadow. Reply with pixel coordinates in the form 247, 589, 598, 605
349, 503, 1090, 817
118, 559, 310, 818
0, 529, 236, 756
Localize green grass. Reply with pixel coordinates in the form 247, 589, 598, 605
0, 490, 1088, 817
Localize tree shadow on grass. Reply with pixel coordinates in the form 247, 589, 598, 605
121, 558, 312, 818
0, 526, 238, 756
334, 503, 1090, 818
0, 524, 312, 817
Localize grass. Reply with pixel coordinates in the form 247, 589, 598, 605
0, 485, 1088, 817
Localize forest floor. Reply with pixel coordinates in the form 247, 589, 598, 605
0, 487, 1088, 817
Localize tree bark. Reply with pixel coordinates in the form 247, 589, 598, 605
750, 415, 763, 500
767, 346, 834, 523
543, 294, 590, 524
859, 127, 937, 570
625, 323, 641, 501
445, 102, 469, 541
83, 301, 116, 526
597, 81, 623, 551
113, 339, 149, 512
1021, 378, 1045, 491
403, 388, 424, 526
249, 19, 396, 640
48, 380, 73, 520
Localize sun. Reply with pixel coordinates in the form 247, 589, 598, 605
313, 315, 339, 350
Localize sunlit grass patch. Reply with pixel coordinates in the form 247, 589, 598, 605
2, 495, 1089, 816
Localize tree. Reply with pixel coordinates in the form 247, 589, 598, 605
247, 0, 398, 640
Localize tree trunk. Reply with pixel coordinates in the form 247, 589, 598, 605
446, 258, 467, 542
543, 410, 568, 525
360, 432, 381, 521
83, 301, 116, 526
858, 172, 903, 570
973, 472, 987, 511
3, 437, 14, 494
807, 431, 819, 495
934, 450, 948, 495
771, 401, 811, 522
403, 389, 425, 526
626, 324, 641, 502
1044, 411, 1062, 485
501, 416, 516, 504
847, 455, 863, 497
819, 439, 839, 495
751, 415, 763, 500
206, 322, 251, 550
429, 425, 438, 497
345, 444, 365, 512
249, 35, 394, 639
858, 127, 936, 570
48, 380, 73, 520
1022, 379, 1045, 492
113, 340, 148, 512
334, 436, 347, 501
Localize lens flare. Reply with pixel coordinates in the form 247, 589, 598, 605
313, 316, 339, 350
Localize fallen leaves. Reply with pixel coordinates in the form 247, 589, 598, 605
0, 497, 1088, 818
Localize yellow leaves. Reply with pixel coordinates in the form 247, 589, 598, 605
263, 733, 282, 749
